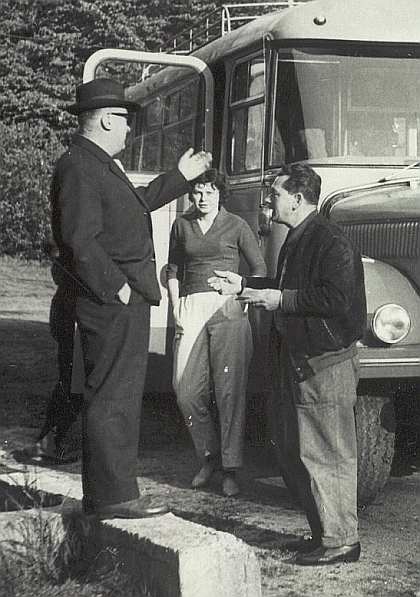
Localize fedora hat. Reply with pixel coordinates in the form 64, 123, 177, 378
66, 78, 140, 115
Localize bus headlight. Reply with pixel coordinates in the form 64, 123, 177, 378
371, 304, 411, 344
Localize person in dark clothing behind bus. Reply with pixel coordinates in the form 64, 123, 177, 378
15, 243, 83, 465
51, 77, 211, 519
208, 164, 367, 566
36, 249, 83, 462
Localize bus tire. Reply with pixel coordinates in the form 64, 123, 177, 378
355, 394, 396, 508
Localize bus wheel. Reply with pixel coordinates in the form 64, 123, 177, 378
355, 395, 396, 508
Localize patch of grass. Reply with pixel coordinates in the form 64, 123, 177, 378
0, 479, 63, 512
0, 501, 155, 597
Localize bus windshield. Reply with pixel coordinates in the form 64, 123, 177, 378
269, 46, 420, 167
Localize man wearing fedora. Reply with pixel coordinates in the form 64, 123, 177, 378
51, 77, 212, 518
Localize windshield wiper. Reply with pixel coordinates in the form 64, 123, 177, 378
379, 161, 420, 183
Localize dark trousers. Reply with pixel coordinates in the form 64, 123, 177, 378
76, 291, 150, 512
38, 285, 83, 444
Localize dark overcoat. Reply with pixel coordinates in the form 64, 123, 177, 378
50, 134, 191, 510
51, 135, 189, 305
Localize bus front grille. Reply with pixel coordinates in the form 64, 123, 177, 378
341, 221, 420, 259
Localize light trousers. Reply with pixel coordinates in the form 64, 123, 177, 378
173, 292, 252, 469
268, 334, 359, 548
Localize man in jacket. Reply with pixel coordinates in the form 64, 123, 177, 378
208, 164, 366, 565
51, 77, 211, 519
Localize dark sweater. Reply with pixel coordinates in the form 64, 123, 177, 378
166, 207, 266, 296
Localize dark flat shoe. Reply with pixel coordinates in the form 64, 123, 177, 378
191, 461, 218, 489
222, 476, 240, 497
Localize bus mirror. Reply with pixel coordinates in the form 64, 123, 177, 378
258, 204, 272, 237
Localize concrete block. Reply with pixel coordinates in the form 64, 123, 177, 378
0, 468, 262, 597
1, 467, 82, 501
97, 513, 261, 597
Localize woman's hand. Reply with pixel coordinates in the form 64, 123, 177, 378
207, 270, 242, 295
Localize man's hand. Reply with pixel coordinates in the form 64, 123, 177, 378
240, 289, 281, 311
207, 270, 242, 295
117, 282, 131, 305
178, 148, 212, 181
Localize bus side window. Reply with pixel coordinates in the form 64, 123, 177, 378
210, 61, 226, 170
229, 56, 265, 174
162, 82, 199, 169
131, 98, 163, 171
129, 77, 200, 173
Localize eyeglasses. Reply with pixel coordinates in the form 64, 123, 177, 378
109, 112, 133, 126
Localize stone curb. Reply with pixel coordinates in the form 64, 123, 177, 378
0, 465, 262, 597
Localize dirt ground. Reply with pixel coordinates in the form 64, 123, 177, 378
1, 257, 419, 597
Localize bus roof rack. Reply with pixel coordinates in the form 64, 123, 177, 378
155, 2, 300, 55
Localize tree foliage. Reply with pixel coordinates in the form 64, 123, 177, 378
0, 0, 221, 259
1, 0, 293, 259
0, 121, 65, 260
0, 0, 220, 130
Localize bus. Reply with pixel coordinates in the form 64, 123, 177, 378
82, 0, 420, 504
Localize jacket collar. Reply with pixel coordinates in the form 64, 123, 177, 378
287, 209, 318, 249
72, 135, 150, 211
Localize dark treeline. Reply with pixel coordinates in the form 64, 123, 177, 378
0, 0, 310, 259
0, 0, 221, 259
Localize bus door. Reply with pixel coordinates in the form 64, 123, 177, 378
223, 48, 281, 393
82, 49, 214, 391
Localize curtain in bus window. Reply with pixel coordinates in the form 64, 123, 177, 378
231, 104, 264, 172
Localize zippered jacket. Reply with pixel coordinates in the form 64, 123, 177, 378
246, 213, 367, 379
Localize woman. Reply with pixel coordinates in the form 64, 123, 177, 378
166, 169, 266, 496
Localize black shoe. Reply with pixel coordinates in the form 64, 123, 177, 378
15, 432, 81, 465
284, 536, 321, 553
97, 498, 170, 520
296, 542, 361, 566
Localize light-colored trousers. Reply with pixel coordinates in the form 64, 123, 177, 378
268, 334, 359, 548
173, 292, 252, 469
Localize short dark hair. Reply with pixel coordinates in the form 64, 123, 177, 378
278, 164, 321, 205
190, 168, 230, 206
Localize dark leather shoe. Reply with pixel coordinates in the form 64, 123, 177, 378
12, 432, 80, 465
296, 542, 361, 566
284, 536, 321, 553
98, 498, 170, 520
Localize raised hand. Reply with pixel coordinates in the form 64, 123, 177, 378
177, 148, 212, 181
